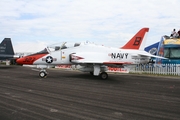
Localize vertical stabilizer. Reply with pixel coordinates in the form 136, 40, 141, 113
0, 38, 15, 55
121, 28, 149, 50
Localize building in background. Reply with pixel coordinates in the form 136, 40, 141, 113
145, 35, 180, 64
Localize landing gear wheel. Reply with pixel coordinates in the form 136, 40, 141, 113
99, 72, 108, 80
39, 71, 47, 78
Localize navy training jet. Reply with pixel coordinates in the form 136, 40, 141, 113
16, 28, 166, 79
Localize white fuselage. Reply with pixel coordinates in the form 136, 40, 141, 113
33, 43, 150, 66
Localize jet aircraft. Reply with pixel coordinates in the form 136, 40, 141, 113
16, 28, 165, 79
0, 38, 19, 60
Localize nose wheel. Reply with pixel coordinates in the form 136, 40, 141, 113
39, 70, 47, 78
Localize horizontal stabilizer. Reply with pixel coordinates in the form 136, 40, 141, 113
138, 53, 167, 59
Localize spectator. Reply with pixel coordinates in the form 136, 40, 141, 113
170, 29, 177, 38
178, 29, 180, 38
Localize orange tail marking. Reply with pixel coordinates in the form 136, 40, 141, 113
121, 28, 149, 50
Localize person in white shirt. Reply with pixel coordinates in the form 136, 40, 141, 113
170, 29, 177, 38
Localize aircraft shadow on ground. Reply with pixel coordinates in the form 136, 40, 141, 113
61, 72, 122, 83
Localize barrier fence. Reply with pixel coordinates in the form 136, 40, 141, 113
130, 64, 180, 76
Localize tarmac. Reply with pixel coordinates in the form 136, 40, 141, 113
0, 65, 180, 120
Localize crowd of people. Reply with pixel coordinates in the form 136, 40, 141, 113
170, 29, 180, 38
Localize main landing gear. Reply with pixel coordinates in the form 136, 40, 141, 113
90, 71, 108, 80
99, 72, 108, 80
39, 69, 48, 78
90, 65, 109, 80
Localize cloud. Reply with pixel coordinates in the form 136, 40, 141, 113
13, 40, 48, 53
0, 0, 180, 52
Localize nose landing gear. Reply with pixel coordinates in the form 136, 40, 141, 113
39, 70, 48, 78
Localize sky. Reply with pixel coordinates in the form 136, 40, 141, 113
0, 0, 180, 53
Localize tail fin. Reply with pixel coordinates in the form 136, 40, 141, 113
121, 28, 149, 50
0, 38, 15, 55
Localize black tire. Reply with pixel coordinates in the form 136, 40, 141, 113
39, 71, 47, 78
99, 72, 108, 80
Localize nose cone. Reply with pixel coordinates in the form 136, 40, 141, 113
16, 56, 35, 65
16, 53, 48, 65
16, 57, 25, 65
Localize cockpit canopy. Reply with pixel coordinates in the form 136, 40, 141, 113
35, 41, 94, 53
47, 41, 92, 52
47, 42, 80, 51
